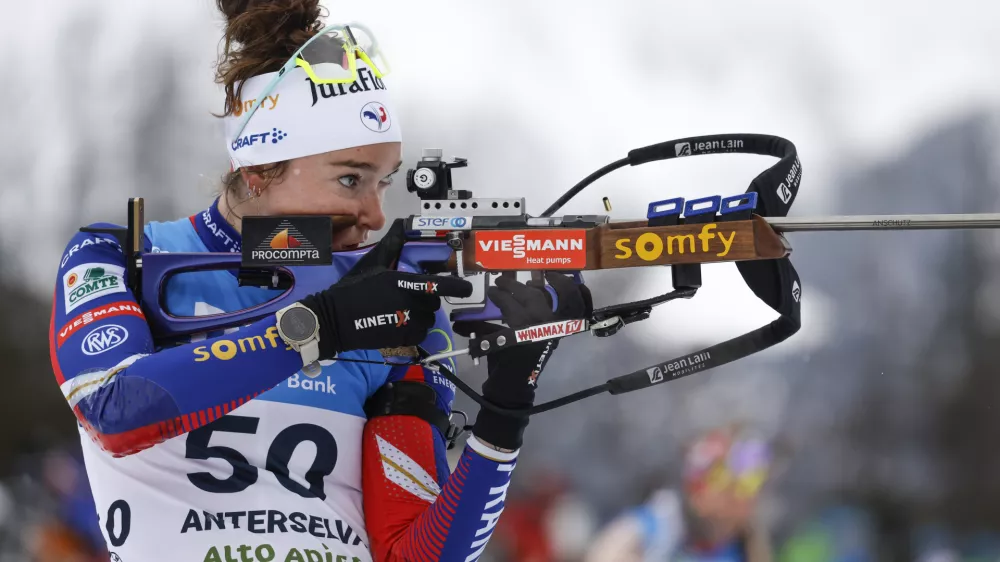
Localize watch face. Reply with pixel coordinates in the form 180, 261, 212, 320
280, 307, 318, 342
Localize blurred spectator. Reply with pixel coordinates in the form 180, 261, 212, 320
776, 505, 878, 562
492, 469, 597, 562
585, 425, 775, 562
2, 445, 106, 562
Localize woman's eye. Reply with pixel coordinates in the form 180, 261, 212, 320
338, 175, 359, 188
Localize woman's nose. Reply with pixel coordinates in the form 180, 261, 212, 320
355, 188, 386, 232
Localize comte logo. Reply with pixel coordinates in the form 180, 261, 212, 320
62, 263, 126, 313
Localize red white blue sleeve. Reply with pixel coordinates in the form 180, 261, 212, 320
362, 321, 518, 562
50, 226, 304, 457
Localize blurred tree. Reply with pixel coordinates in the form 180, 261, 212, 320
930, 123, 1000, 528
0, 244, 75, 475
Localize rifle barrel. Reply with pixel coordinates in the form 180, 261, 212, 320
766, 213, 1000, 232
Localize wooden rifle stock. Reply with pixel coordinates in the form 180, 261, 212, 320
447, 216, 790, 272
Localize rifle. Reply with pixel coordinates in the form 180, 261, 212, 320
82, 134, 1000, 418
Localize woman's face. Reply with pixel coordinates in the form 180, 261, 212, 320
249, 141, 402, 250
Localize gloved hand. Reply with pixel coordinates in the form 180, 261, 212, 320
301, 219, 472, 359
453, 272, 593, 450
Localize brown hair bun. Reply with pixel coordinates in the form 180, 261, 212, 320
215, 0, 325, 117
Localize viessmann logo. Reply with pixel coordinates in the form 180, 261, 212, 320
475, 230, 587, 270
57, 301, 145, 347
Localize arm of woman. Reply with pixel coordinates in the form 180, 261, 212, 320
361, 319, 519, 562
51, 226, 305, 457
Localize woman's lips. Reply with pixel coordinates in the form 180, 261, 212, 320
333, 232, 365, 251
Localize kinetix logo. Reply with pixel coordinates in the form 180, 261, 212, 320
397, 280, 438, 294
354, 310, 410, 330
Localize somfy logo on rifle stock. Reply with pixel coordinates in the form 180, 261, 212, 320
615, 223, 738, 262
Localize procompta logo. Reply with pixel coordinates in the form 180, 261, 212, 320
614, 223, 738, 262
241, 216, 332, 267
257, 222, 316, 260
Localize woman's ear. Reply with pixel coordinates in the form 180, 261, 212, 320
240, 169, 257, 196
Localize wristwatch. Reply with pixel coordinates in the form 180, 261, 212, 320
275, 303, 322, 377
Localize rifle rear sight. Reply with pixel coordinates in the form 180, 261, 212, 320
406, 148, 471, 201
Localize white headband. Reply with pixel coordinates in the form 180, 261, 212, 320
224, 63, 402, 169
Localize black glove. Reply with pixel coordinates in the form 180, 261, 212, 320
453, 272, 593, 449
301, 220, 472, 359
